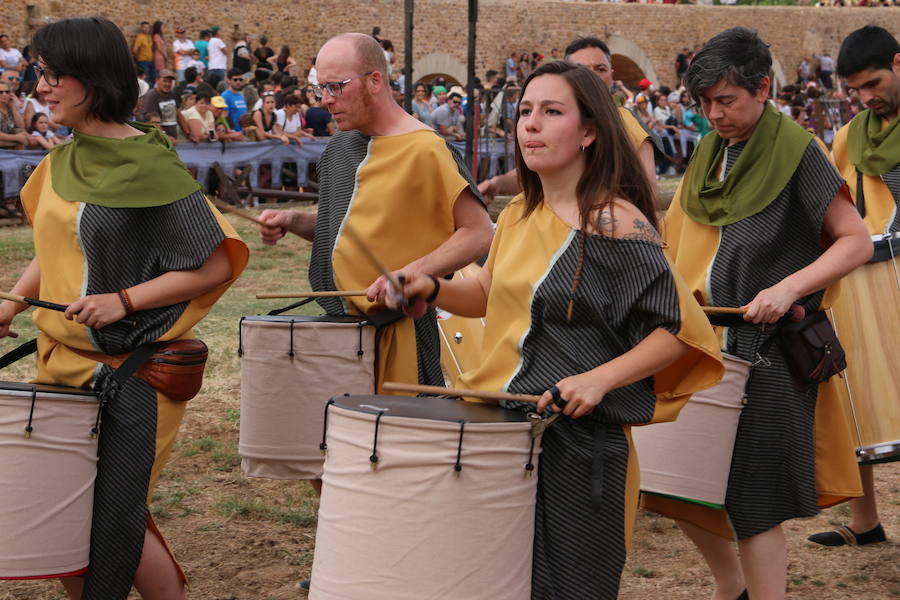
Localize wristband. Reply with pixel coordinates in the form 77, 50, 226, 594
424, 274, 440, 304
117, 288, 135, 315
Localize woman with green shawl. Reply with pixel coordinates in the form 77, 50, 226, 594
645, 28, 871, 600
0, 18, 248, 600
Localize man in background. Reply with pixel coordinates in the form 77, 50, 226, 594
132, 21, 155, 85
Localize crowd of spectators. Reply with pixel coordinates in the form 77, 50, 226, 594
0, 22, 873, 180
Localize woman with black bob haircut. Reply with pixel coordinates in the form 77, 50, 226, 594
387, 60, 722, 599
31, 16, 138, 124
1, 17, 248, 600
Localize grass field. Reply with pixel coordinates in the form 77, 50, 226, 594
0, 207, 897, 600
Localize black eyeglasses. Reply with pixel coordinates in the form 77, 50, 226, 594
311, 71, 373, 99
0, 90, 9, 95
35, 65, 63, 87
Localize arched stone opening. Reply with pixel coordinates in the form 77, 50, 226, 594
611, 54, 645, 89
605, 34, 660, 88
412, 53, 466, 87
417, 72, 464, 88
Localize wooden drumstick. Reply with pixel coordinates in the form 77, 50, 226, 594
383, 382, 542, 404
702, 306, 746, 315
256, 290, 369, 299
341, 223, 404, 292
210, 197, 266, 226
6, 330, 19, 339
0, 291, 136, 327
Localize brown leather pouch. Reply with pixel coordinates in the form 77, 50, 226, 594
74, 339, 208, 402
776, 310, 846, 392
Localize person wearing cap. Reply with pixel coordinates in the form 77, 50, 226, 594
172, 27, 194, 82
429, 84, 447, 110
210, 95, 244, 141
207, 26, 227, 83
142, 69, 187, 141
480, 36, 657, 202
431, 91, 465, 141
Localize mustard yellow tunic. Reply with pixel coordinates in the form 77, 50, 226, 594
22, 155, 247, 491
308, 129, 482, 391
458, 198, 721, 598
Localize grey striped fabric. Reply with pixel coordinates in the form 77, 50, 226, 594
307, 131, 481, 387
78, 192, 224, 599
505, 233, 681, 600
711, 140, 844, 540
880, 165, 900, 233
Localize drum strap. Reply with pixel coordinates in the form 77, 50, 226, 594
0, 337, 37, 370
856, 169, 866, 218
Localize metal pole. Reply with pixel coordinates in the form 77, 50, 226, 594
403, 0, 414, 113
465, 0, 478, 169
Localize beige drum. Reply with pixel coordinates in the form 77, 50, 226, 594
310, 395, 541, 600
829, 235, 900, 464
0, 381, 99, 579
238, 315, 376, 479
632, 354, 750, 508
437, 264, 485, 387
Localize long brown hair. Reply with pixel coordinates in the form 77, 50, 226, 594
514, 61, 657, 232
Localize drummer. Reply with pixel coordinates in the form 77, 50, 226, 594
390, 60, 722, 600
0, 17, 248, 600
477, 35, 656, 202
646, 27, 872, 600
258, 33, 491, 395
806, 25, 899, 548
256, 34, 492, 590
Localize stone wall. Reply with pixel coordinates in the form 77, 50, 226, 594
2, 0, 899, 88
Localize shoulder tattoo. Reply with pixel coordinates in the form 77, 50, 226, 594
622, 219, 663, 245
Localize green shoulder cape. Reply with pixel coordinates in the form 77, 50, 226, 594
847, 109, 900, 176
681, 103, 812, 226
50, 121, 200, 208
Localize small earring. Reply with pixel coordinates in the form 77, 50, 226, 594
580, 145, 585, 152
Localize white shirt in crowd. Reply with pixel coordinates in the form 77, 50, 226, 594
818, 55, 834, 72
183, 57, 205, 74
275, 108, 302, 134
308, 66, 318, 86
0, 47, 23, 70
208, 36, 228, 70
172, 38, 195, 71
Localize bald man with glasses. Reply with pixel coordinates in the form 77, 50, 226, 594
258, 32, 491, 410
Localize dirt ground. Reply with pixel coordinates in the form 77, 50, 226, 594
1, 214, 898, 600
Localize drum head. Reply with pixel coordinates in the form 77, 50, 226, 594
332, 394, 530, 423
241, 315, 370, 325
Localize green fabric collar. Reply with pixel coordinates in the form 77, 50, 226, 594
847, 109, 900, 176
50, 122, 200, 208
681, 103, 812, 226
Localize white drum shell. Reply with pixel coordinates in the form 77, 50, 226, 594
239, 317, 376, 479
310, 401, 539, 600
632, 354, 750, 506
0, 384, 98, 579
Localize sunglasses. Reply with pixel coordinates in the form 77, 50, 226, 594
6, 76, 21, 82
0, 90, 9, 95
